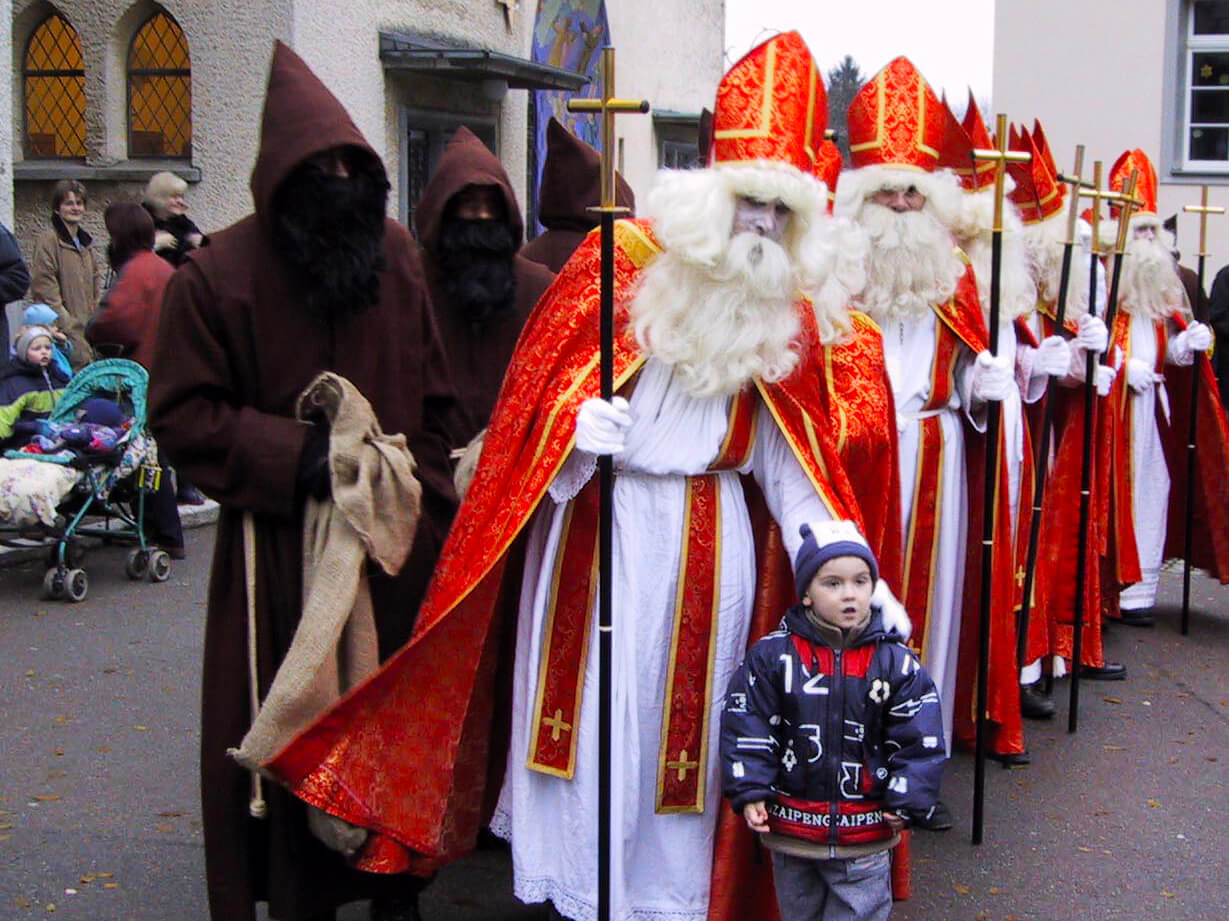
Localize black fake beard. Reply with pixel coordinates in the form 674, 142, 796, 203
271, 157, 390, 320
436, 219, 518, 327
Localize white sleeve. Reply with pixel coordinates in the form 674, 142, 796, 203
750, 402, 832, 563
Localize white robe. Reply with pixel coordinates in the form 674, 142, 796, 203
491, 358, 831, 921
1119, 313, 1193, 610
881, 311, 976, 753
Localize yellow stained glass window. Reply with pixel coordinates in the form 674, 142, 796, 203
128, 11, 191, 158
24, 14, 87, 159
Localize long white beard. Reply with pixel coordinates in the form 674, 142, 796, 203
1119, 236, 1187, 320
1023, 218, 1090, 320
962, 229, 1037, 321
630, 232, 801, 397
854, 203, 965, 324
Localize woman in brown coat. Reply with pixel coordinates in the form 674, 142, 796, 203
29, 179, 102, 369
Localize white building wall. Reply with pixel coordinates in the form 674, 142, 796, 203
607, 0, 725, 195
993, 0, 1229, 268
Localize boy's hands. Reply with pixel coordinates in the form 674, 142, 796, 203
742, 801, 769, 833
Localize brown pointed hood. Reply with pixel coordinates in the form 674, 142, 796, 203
415, 126, 523, 257
536, 117, 635, 232
249, 41, 377, 227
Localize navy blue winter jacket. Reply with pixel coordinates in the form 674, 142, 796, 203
720, 605, 945, 848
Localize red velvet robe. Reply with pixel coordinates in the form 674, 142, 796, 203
265, 220, 867, 894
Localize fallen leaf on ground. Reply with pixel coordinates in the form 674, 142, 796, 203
133, 725, 149, 732
1103, 744, 1126, 751
988, 887, 1002, 895
15, 896, 33, 907
102, 883, 119, 890
1162, 890, 1176, 898
32, 794, 60, 802
953, 884, 971, 895
1146, 799, 1162, 808
1102, 696, 1123, 704
96, 745, 111, 754
976, 912, 989, 920
1077, 846, 1093, 853
95, 872, 112, 879
156, 810, 184, 817
1207, 756, 1219, 762
24, 670, 35, 677
155, 823, 174, 833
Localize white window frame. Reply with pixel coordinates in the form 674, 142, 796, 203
1180, 1, 1229, 174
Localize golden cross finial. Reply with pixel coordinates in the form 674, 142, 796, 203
972, 113, 1031, 233
1183, 185, 1226, 259
1057, 145, 1086, 247
567, 46, 650, 211
1110, 170, 1142, 256
1079, 161, 1108, 256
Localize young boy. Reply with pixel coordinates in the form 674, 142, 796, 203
720, 520, 946, 921
12, 303, 74, 380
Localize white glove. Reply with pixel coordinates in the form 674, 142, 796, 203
1179, 321, 1213, 353
1035, 336, 1072, 377
971, 350, 1014, 402
1094, 364, 1117, 397
1125, 357, 1156, 393
575, 396, 633, 455
1075, 313, 1109, 353
871, 579, 912, 641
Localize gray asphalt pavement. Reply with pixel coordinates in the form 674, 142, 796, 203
1, 527, 1227, 921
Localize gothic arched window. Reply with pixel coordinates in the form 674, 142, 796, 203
128, 10, 191, 158
23, 13, 87, 159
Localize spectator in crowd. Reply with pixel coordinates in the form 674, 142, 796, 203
0, 220, 31, 366
86, 202, 185, 558
143, 171, 207, 267
30, 180, 102, 370
0, 326, 68, 451
13, 303, 73, 380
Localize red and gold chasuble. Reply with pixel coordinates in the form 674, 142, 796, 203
264, 219, 862, 873
526, 387, 760, 814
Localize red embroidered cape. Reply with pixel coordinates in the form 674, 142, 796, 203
264, 219, 865, 877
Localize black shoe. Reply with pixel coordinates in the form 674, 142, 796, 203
176, 484, 206, 506
987, 749, 1031, 767
1020, 682, 1056, 720
1117, 610, 1154, 627
1078, 662, 1127, 680
905, 801, 953, 831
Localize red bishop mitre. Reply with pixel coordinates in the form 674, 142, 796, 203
937, 90, 994, 191
711, 30, 826, 175
1031, 119, 1059, 178
1109, 148, 1159, 217
847, 55, 947, 172
1007, 124, 1064, 224
814, 139, 843, 212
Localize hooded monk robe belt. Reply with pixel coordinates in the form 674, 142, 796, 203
527, 389, 758, 814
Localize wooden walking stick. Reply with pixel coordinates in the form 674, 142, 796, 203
970, 114, 1030, 845
566, 49, 649, 921
1068, 168, 1141, 734
1179, 186, 1223, 635
1016, 145, 1087, 670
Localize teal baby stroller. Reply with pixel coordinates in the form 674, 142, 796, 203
0, 358, 172, 601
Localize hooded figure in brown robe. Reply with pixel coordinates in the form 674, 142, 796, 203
520, 116, 636, 274
415, 126, 556, 447
148, 42, 457, 921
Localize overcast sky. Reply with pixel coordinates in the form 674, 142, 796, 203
724, 0, 995, 109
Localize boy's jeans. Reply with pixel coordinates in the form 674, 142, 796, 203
771, 849, 892, 921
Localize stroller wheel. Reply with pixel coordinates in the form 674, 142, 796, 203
42, 568, 65, 600
125, 549, 150, 581
64, 568, 89, 603
148, 550, 172, 583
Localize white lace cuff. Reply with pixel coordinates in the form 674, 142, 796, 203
548, 448, 598, 504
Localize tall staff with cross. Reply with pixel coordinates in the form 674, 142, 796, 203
1179, 187, 1224, 635
566, 47, 649, 921
969, 113, 1030, 846
1067, 167, 1141, 733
